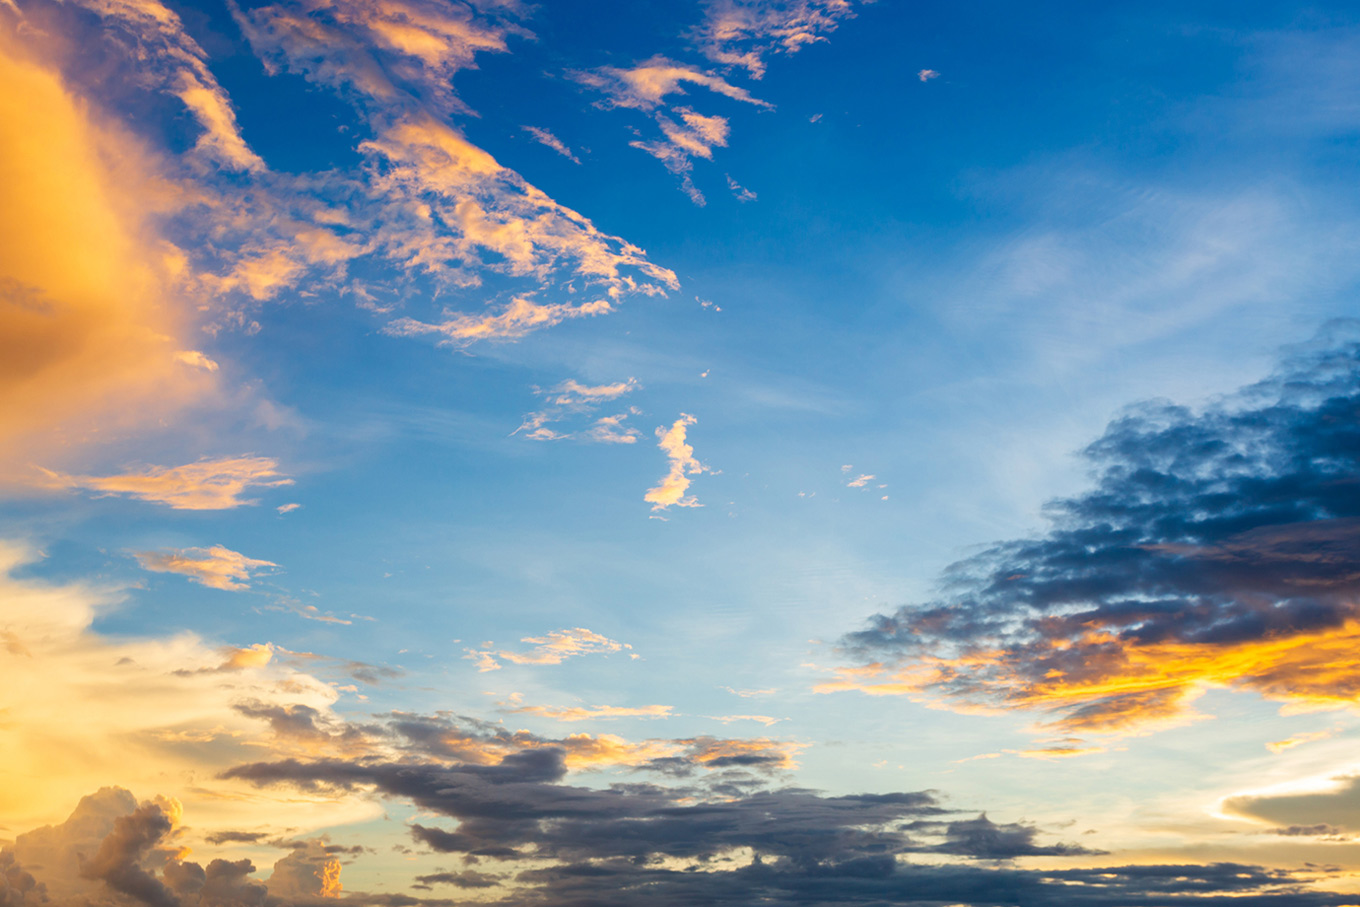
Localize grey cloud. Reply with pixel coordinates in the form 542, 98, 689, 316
838, 323, 1360, 732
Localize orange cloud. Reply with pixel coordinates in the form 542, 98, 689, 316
819, 620, 1360, 737
499, 627, 634, 666
44, 455, 292, 509
692, 0, 855, 78
0, 34, 218, 478
388, 296, 613, 344
0, 541, 377, 835
133, 545, 278, 591
645, 414, 708, 511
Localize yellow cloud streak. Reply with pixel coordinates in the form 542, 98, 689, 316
819, 621, 1360, 733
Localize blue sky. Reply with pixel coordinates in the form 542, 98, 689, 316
4, 0, 1360, 903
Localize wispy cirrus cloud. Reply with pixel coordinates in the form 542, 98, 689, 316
508, 703, 674, 722
824, 325, 1360, 743
646, 414, 709, 512
576, 56, 769, 204
522, 125, 580, 163
42, 455, 292, 509
466, 626, 636, 671
691, 0, 855, 78
514, 377, 641, 443
133, 544, 277, 591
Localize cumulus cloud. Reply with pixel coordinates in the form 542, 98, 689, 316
0, 542, 378, 838
646, 414, 709, 511
0, 30, 220, 479
825, 325, 1360, 742
1, 787, 348, 905
42, 456, 293, 509
133, 545, 278, 591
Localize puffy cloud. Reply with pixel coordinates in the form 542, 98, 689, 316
266, 839, 343, 899
133, 546, 278, 592
0, 542, 377, 837
42, 456, 293, 509
0, 32, 220, 479
826, 326, 1360, 741
645, 414, 709, 511
2, 787, 348, 906
691, 0, 855, 78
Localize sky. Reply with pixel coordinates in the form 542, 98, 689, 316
4, 0, 1360, 903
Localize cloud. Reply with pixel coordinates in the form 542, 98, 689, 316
508, 704, 674, 722
0, 31, 221, 479
133, 545, 278, 591
216, 711, 1355, 906
387, 296, 614, 344
1220, 773, 1360, 838
514, 377, 641, 443
522, 125, 580, 163
577, 56, 768, 112
646, 414, 709, 511
691, 0, 855, 78
918, 68, 939, 82
576, 56, 769, 204
826, 324, 1360, 740
845, 473, 874, 488
474, 627, 635, 669
1, 787, 348, 905
43, 455, 293, 509
0, 542, 378, 839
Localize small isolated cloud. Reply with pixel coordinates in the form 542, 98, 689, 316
172, 350, 219, 371
509, 703, 673, 721
723, 686, 778, 698
43, 455, 292, 509
133, 545, 277, 591
846, 473, 874, 488
515, 377, 641, 443
467, 627, 634, 671
709, 714, 782, 726
918, 68, 940, 82
277, 502, 301, 514
522, 126, 580, 163
726, 174, 756, 201
1266, 729, 1335, 753
645, 414, 709, 511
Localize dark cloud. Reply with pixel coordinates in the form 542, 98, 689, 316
1221, 773, 1360, 833
835, 323, 1360, 733
216, 708, 1359, 906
